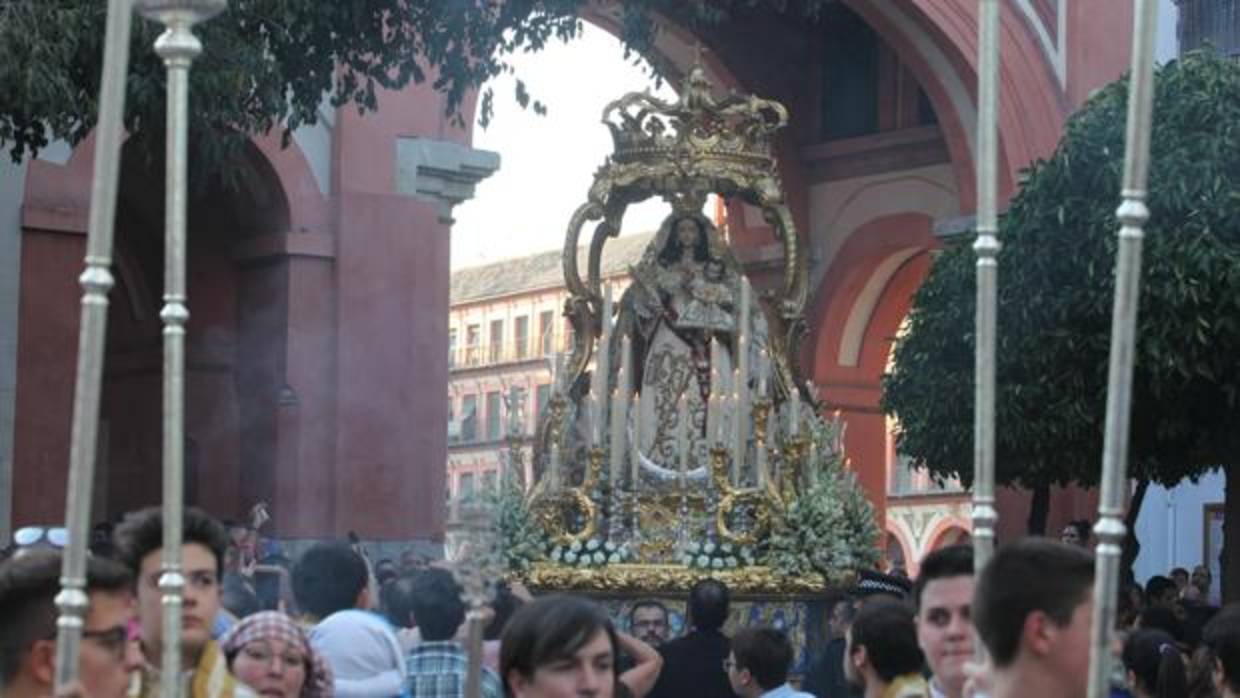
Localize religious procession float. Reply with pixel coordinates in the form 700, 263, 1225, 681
451, 62, 883, 662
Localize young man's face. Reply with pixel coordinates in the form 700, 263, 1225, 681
1171, 570, 1189, 590
137, 542, 220, 663
916, 575, 974, 697
630, 606, 669, 646
80, 590, 144, 698
507, 628, 614, 698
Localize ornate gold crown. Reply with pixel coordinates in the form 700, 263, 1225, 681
601, 63, 789, 181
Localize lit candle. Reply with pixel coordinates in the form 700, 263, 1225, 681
729, 390, 740, 485
609, 388, 623, 489
677, 392, 690, 476
630, 391, 642, 488
549, 436, 561, 490
789, 383, 800, 438
592, 284, 613, 443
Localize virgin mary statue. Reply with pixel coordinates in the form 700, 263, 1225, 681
615, 211, 768, 484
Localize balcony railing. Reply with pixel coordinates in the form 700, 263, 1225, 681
449, 339, 564, 369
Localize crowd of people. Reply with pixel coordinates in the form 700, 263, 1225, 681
0, 507, 1236, 698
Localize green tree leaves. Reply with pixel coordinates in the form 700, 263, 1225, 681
881, 48, 1240, 493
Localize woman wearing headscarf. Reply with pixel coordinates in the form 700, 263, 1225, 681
221, 611, 333, 698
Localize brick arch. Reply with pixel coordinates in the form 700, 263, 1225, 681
12, 130, 306, 525
885, 519, 916, 573
810, 212, 939, 384
925, 518, 973, 552
22, 130, 313, 237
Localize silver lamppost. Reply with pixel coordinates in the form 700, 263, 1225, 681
972, 0, 1000, 573
54, 0, 137, 692
135, 1, 227, 694
1088, 1, 1159, 696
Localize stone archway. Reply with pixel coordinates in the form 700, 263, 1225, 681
97, 139, 292, 522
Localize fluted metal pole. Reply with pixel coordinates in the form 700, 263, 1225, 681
54, 0, 136, 692
136, 2, 225, 694
1087, 2, 1159, 696
972, 0, 1000, 573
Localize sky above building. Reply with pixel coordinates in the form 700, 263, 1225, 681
450, 23, 679, 270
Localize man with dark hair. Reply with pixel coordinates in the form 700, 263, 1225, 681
1203, 604, 1240, 698
973, 538, 1095, 698
0, 551, 142, 698
913, 545, 973, 698
1059, 520, 1091, 548
112, 506, 245, 698
1170, 567, 1190, 596
381, 575, 419, 651
804, 597, 858, 698
1144, 575, 1178, 611
405, 568, 503, 698
630, 599, 671, 647
726, 627, 814, 698
291, 541, 370, 623
648, 578, 733, 698
844, 598, 929, 698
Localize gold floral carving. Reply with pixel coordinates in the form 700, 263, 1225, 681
520, 562, 833, 596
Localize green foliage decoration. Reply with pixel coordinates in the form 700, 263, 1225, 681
479, 467, 546, 573
765, 418, 882, 584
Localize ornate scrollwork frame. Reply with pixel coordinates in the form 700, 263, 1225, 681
556, 62, 810, 406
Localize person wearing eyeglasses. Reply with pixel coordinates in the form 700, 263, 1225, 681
724, 627, 814, 698
0, 549, 144, 698
113, 506, 249, 698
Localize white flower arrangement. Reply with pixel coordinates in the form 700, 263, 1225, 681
682, 540, 752, 571
549, 538, 633, 569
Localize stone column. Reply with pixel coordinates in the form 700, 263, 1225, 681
333, 132, 497, 540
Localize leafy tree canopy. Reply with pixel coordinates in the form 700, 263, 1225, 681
0, 0, 837, 177
881, 48, 1240, 493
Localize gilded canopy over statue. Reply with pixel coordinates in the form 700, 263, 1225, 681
527, 58, 832, 572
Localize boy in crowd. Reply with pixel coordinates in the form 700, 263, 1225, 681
844, 598, 930, 698
973, 538, 1095, 698
725, 627, 814, 698
0, 551, 143, 698
913, 545, 973, 698
113, 506, 250, 698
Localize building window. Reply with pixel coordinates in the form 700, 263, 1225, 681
539, 311, 556, 356
535, 383, 550, 422
465, 324, 480, 366
1177, 0, 1240, 57
514, 316, 529, 359
820, 4, 878, 141
447, 396, 457, 443
489, 319, 504, 363
459, 472, 475, 499
460, 395, 477, 442
448, 328, 457, 368
486, 391, 502, 440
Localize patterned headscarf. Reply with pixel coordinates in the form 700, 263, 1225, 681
221, 611, 334, 698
